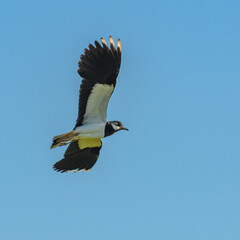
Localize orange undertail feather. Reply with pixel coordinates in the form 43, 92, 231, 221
50, 131, 78, 149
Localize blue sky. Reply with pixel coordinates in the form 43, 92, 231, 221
1, 0, 240, 239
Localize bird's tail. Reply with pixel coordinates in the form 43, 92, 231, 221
50, 131, 78, 149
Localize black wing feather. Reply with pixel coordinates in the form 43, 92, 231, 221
53, 141, 102, 173
74, 36, 121, 129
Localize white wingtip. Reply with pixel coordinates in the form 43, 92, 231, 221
109, 36, 115, 48
117, 39, 121, 52
100, 37, 108, 47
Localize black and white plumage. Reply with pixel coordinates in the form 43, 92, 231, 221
51, 36, 128, 173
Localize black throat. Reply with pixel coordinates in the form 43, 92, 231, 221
104, 122, 115, 137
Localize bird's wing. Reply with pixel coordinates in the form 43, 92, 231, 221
53, 139, 102, 173
74, 36, 121, 128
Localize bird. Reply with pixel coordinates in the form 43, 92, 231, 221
50, 36, 128, 173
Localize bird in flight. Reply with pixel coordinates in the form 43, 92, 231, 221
51, 36, 128, 173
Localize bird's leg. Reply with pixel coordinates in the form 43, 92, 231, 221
58, 133, 79, 147
51, 132, 79, 149
63, 132, 79, 141
58, 142, 69, 146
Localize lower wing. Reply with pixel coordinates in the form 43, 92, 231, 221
53, 139, 102, 173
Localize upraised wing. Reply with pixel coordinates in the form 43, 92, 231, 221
74, 36, 121, 129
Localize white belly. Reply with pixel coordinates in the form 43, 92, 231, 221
74, 122, 105, 139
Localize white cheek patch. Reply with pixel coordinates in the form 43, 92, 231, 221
83, 84, 114, 124
112, 125, 121, 131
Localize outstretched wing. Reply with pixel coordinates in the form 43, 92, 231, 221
74, 36, 121, 129
53, 139, 102, 173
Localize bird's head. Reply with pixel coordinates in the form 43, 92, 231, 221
110, 121, 129, 132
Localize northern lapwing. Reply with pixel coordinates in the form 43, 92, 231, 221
51, 36, 128, 173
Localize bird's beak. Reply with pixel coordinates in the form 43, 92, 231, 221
122, 127, 129, 131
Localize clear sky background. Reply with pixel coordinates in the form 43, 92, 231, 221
1, 0, 240, 239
